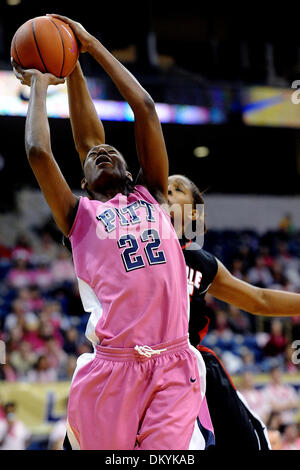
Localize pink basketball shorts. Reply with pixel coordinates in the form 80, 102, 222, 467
67, 336, 204, 450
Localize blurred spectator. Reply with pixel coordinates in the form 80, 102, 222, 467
267, 411, 282, 432
40, 300, 70, 334
237, 348, 261, 375
227, 305, 251, 335
58, 354, 77, 381
247, 256, 274, 288
3, 298, 39, 333
31, 230, 59, 265
214, 308, 230, 337
274, 242, 300, 290
276, 241, 299, 273
31, 260, 54, 291
44, 337, 67, 371
281, 423, 300, 450
27, 355, 58, 383
0, 353, 17, 382
23, 318, 62, 355
220, 351, 243, 375
12, 234, 33, 262
236, 244, 254, 273
269, 261, 291, 291
63, 327, 80, 355
7, 254, 33, 289
230, 258, 244, 280
0, 402, 31, 450
16, 286, 45, 313
9, 341, 37, 380
263, 319, 288, 359
0, 242, 12, 261
5, 325, 23, 353
258, 246, 274, 269
238, 372, 271, 423
51, 247, 76, 286
262, 367, 299, 426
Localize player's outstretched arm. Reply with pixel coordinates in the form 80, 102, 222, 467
67, 62, 105, 165
47, 14, 169, 202
208, 258, 300, 316
12, 61, 78, 237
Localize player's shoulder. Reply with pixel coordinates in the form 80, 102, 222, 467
187, 241, 216, 262
134, 184, 166, 205
183, 241, 218, 273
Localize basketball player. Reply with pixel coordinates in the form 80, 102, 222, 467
168, 174, 300, 450
11, 16, 208, 450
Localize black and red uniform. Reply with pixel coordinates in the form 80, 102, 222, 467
181, 237, 270, 450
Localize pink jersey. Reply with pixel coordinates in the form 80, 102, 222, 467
69, 185, 189, 348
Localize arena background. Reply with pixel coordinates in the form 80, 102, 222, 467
0, 0, 299, 450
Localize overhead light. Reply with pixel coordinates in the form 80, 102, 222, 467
6, 0, 21, 5
193, 146, 210, 158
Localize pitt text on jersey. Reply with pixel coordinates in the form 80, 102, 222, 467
97, 199, 156, 234
96, 199, 168, 272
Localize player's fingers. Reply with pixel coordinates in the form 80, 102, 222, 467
55, 77, 65, 85
46, 13, 73, 25
11, 57, 22, 73
12, 66, 23, 81
45, 73, 65, 86
10, 62, 31, 85
10, 61, 28, 84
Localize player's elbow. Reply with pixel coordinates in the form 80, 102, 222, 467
142, 93, 156, 111
26, 144, 50, 161
134, 92, 156, 116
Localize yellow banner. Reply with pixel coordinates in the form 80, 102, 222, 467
0, 382, 70, 435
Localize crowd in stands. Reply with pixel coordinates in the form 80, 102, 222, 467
0, 229, 92, 385
0, 219, 299, 449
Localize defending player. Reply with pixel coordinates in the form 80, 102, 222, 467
11, 16, 207, 450
168, 174, 300, 449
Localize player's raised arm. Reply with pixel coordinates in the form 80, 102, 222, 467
208, 258, 300, 316
12, 62, 78, 237
47, 14, 169, 202
67, 62, 105, 165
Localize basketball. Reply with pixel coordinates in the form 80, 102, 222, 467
11, 16, 79, 78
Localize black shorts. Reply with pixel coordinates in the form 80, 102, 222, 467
198, 345, 270, 450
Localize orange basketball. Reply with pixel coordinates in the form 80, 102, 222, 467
11, 16, 79, 78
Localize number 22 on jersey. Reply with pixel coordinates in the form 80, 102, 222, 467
118, 228, 166, 272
